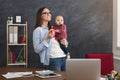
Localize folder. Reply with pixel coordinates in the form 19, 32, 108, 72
13, 26, 18, 44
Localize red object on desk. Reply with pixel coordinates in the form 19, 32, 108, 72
86, 53, 114, 75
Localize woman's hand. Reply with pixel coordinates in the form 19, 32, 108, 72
45, 29, 55, 42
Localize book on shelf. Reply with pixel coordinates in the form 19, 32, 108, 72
9, 26, 14, 43
9, 26, 18, 44
12, 51, 16, 63
13, 26, 18, 44
8, 48, 16, 63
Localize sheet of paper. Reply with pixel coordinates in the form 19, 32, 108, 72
2, 72, 32, 79
100, 77, 107, 80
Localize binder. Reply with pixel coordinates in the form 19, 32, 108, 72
13, 26, 18, 44
9, 26, 14, 43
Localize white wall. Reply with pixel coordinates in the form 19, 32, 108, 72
113, 0, 120, 59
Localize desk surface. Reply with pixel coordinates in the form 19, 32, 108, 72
0, 67, 66, 80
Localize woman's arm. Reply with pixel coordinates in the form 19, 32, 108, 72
33, 28, 54, 54
33, 28, 49, 54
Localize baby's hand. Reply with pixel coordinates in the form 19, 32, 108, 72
55, 30, 60, 33
60, 39, 68, 46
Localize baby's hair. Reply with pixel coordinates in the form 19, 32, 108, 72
55, 15, 64, 21
55, 15, 63, 18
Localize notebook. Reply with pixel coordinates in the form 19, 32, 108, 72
66, 59, 101, 80
35, 70, 61, 78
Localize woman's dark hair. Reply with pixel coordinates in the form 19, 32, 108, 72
35, 7, 51, 30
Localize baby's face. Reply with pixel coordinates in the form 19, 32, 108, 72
55, 16, 64, 25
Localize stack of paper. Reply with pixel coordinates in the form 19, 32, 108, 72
2, 72, 33, 79
35, 70, 61, 78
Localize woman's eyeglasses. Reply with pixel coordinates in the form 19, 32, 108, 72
42, 12, 52, 15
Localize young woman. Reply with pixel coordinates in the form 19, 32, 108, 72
33, 7, 66, 71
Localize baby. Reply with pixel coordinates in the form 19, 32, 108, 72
52, 15, 69, 55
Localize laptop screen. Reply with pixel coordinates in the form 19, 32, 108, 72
66, 59, 101, 80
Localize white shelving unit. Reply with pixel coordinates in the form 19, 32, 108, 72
6, 21, 28, 67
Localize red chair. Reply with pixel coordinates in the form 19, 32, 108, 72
86, 53, 114, 75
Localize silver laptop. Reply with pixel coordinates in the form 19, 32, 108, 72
66, 59, 101, 80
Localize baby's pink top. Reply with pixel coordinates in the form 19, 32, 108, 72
53, 24, 67, 40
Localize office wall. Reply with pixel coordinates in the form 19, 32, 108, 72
0, 0, 113, 68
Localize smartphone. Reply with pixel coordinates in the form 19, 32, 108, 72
38, 73, 57, 77
48, 73, 57, 76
